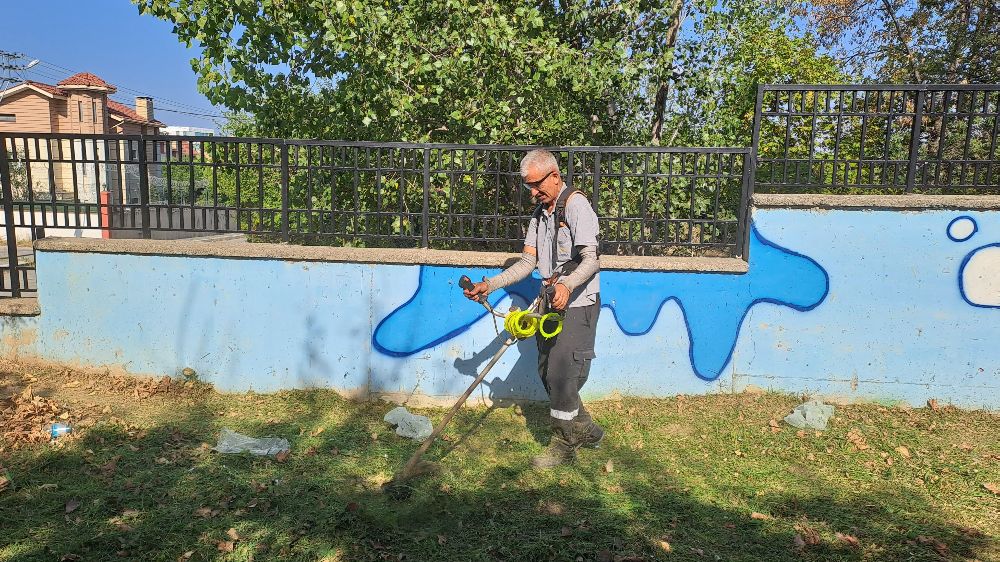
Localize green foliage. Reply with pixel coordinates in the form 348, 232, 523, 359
134, 0, 841, 148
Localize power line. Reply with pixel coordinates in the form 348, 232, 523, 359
109, 97, 226, 120
29, 58, 222, 115
21, 66, 227, 121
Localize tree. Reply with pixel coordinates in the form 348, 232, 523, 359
135, 0, 840, 147
803, 0, 1000, 84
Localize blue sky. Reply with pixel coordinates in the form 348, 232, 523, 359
2, 1, 222, 131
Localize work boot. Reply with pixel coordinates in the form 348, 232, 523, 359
532, 423, 577, 469
574, 406, 605, 449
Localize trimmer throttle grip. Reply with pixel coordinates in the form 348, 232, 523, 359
459, 275, 487, 304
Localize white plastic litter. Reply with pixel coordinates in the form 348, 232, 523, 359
211, 428, 290, 456
384, 407, 433, 441
783, 400, 835, 430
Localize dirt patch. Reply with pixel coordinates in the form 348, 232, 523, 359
0, 359, 207, 452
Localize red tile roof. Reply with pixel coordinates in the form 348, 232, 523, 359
107, 100, 164, 126
57, 72, 117, 92
22, 81, 68, 97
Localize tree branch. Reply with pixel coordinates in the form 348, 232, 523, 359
879, 0, 922, 82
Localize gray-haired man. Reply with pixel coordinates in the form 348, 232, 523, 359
463, 149, 603, 468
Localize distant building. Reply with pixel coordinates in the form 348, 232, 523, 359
0, 72, 163, 135
161, 125, 215, 159
0, 72, 165, 204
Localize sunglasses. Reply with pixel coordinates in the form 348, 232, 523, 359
522, 170, 554, 192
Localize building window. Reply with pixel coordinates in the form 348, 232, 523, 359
0, 114, 14, 122
92, 100, 98, 123
78, 101, 83, 122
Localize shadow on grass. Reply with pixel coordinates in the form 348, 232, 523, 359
0, 387, 993, 562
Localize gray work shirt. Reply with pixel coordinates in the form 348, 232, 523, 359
524, 184, 601, 308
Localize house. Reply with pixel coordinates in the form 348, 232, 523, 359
0, 72, 163, 135
0, 72, 165, 205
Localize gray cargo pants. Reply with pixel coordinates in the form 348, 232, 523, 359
536, 295, 600, 442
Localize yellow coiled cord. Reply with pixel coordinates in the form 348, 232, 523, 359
504, 309, 563, 339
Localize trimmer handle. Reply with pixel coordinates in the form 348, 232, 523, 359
459, 275, 487, 304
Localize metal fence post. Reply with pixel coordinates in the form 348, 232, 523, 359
280, 143, 290, 242
592, 152, 602, 214
905, 89, 926, 193
421, 148, 430, 248
0, 138, 21, 297
137, 137, 151, 239
738, 84, 765, 260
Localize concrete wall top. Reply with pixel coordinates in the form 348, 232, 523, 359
33, 237, 749, 273
753, 193, 1000, 210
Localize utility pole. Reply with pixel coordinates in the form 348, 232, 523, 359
0, 51, 39, 104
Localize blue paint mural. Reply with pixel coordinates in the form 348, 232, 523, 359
950, 215, 1000, 309
4, 207, 997, 408
372, 225, 829, 380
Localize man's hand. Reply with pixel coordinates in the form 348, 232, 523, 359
463, 279, 490, 302
550, 282, 570, 310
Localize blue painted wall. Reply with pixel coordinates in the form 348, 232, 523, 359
4, 207, 998, 409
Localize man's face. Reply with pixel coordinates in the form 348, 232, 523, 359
522, 165, 561, 206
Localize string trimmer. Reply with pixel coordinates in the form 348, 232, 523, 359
382, 275, 563, 499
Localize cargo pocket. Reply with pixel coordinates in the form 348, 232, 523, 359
573, 349, 597, 388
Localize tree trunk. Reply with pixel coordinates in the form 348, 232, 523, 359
650, 0, 685, 145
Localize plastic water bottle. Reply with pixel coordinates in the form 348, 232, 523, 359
50, 423, 72, 439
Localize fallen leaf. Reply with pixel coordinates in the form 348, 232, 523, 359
101, 456, 121, 477
305, 446, 318, 457
604, 460, 614, 473
927, 398, 939, 411
689, 547, 705, 556
60, 555, 82, 561
983, 483, 1000, 495
0, 476, 9, 493
958, 442, 973, 451
177, 551, 194, 561
274, 450, 290, 463
916, 535, 949, 556
311, 427, 325, 437
560, 526, 573, 537
793, 534, 806, 549
895, 446, 911, 459
217, 540, 235, 553
658, 539, 672, 553
750, 512, 772, 521
835, 532, 860, 548
193, 506, 217, 518
370, 432, 378, 442
65, 499, 80, 513
226, 527, 240, 541
437, 534, 447, 545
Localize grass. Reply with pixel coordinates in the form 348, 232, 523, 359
1, 361, 997, 562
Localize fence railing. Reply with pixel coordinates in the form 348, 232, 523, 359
0, 134, 749, 296
751, 84, 1000, 193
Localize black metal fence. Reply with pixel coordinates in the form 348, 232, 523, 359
752, 84, 1000, 193
0, 135, 748, 296
5, 84, 998, 299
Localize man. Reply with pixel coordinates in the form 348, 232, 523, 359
463, 149, 603, 468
